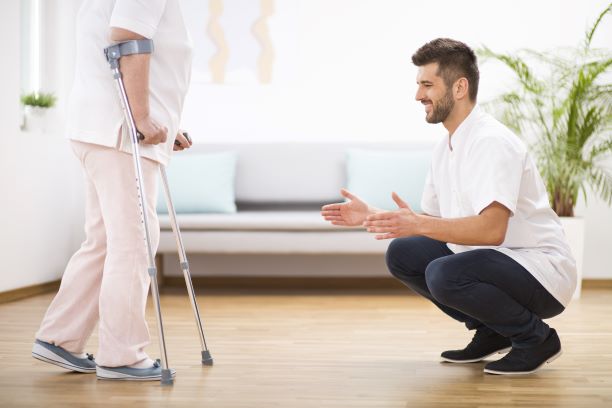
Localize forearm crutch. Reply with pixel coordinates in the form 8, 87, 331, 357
104, 40, 213, 385
159, 165, 214, 367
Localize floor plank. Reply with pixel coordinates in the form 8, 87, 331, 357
0, 288, 611, 407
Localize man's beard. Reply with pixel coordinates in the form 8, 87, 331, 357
426, 89, 454, 124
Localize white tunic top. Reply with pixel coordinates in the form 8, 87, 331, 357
421, 106, 577, 307
66, 0, 192, 166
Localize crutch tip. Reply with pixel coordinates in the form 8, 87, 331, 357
201, 350, 214, 366
161, 369, 175, 385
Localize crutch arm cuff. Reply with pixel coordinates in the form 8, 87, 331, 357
104, 39, 154, 66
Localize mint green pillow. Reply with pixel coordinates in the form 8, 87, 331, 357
157, 152, 237, 214
346, 149, 431, 211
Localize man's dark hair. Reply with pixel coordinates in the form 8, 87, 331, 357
412, 38, 479, 101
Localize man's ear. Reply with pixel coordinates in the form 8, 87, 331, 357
454, 77, 469, 100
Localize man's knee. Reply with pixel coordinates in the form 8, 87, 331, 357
424, 258, 462, 305
385, 237, 426, 280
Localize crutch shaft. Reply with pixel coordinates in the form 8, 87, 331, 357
160, 167, 211, 356
111, 64, 172, 379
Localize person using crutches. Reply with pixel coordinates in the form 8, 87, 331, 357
33, 0, 194, 381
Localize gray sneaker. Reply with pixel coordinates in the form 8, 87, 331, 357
96, 359, 176, 381
32, 339, 96, 373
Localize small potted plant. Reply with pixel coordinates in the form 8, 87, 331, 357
21, 92, 57, 132
478, 4, 611, 298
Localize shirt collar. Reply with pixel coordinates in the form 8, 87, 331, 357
448, 104, 482, 152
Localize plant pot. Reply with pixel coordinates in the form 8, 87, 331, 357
559, 216, 584, 300
23, 105, 51, 133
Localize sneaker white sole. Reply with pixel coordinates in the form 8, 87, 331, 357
96, 367, 176, 381
441, 347, 512, 364
31, 343, 96, 373
483, 349, 563, 375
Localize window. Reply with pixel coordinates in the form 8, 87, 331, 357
20, 0, 42, 94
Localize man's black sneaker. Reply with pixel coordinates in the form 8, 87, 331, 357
483, 328, 562, 375
441, 328, 511, 363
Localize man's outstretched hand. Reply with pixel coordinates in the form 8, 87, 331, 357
321, 189, 371, 227
363, 192, 421, 240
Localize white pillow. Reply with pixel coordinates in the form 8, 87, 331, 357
346, 149, 431, 211
157, 152, 237, 214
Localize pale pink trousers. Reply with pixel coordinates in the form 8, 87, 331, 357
36, 140, 160, 367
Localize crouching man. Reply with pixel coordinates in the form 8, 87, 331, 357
321, 38, 576, 375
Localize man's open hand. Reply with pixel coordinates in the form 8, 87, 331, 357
363, 192, 421, 240
321, 189, 371, 227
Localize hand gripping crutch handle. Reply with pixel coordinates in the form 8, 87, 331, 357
175, 131, 192, 146
137, 131, 192, 146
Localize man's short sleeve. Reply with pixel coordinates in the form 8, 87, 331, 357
465, 136, 524, 216
420, 167, 441, 216
110, 0, 167, 39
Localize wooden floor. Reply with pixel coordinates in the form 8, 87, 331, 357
1, 287, 611, 408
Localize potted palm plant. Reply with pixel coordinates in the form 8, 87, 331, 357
478, 4, 612, 299
21, 92, 57, 132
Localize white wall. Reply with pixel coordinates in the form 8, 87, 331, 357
0, 0, 610, 293
0, 0, 83, 293
582, 185, 612, 279
181, 0, 612, 144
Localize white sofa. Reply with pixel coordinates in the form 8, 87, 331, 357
157, 142, 433, 279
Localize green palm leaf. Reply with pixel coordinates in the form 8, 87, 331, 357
478, 3, 612, 216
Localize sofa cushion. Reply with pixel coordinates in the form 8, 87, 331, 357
159, 211, 354, 231
174, 142, 435, 204
346, 148, 431, 211
157, 152, 237, 214
158, 229, 390, 254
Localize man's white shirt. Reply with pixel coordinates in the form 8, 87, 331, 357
421, 106, 577, 307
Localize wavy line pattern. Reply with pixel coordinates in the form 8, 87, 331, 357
252, 0, 275, 84
207, 0, 229, 84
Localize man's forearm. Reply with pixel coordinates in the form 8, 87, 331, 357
415, 213, 505, 246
